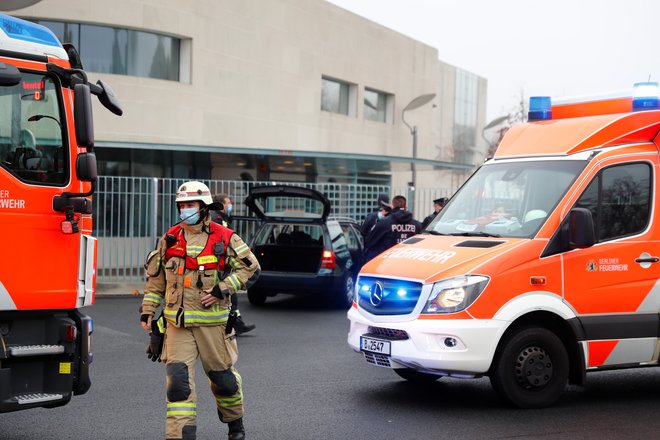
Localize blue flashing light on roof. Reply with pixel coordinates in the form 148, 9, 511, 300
0, 14, 61, 48
528, 96, 552, 121
632, 82, 660, 112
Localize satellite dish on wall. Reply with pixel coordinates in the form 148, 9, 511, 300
0, 0, 42, 11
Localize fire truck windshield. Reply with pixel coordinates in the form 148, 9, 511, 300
427, 159, 587, 238
0, 70, 67, 185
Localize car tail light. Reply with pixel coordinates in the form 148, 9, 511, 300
65, 324, 78, 342
321, 250, 336, 269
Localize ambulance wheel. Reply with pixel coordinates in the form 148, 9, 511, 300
247, 288, 268, 306
394, 368, 441, 383
490, 326, 568, 408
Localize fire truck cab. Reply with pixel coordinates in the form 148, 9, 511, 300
348, 83, 660, 408
0, 15, 121, 412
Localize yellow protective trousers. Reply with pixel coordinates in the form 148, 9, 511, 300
163, 323, 243, 440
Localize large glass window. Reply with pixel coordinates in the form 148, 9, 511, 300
575, 163, 651, 241
0, 71, 67, 185
321, 77, 351, 115
33, 20, 181, 81
80, 25, 128, 75
364, 88, 391, 123
454, 69, 479, 163
429, 160, 587, 238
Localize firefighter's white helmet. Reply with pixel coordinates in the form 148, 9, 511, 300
175, 181, 213, 206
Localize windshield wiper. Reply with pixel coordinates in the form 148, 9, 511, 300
449, 232, 502, 238
424, 230, 448, 236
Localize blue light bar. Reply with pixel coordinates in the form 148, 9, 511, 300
632, 82, 660, 112
528, 96, 552, 121
0, 14, 61, 48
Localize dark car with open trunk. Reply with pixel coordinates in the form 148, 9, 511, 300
244, 185, 363, 307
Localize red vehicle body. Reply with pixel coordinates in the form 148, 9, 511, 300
0, 15, 121, 412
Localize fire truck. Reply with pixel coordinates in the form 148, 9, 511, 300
348, 83, 660, 408
0, 15, 121, 412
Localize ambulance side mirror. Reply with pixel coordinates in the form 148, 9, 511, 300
74, 83, 94, 149
568, 207, 596, 249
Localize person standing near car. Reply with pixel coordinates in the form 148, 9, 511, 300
140, 181, 260, 440
211, 194, 256, 336
360, 193, 390, 236
421, 197, 446, 229
363, 195, 421, 262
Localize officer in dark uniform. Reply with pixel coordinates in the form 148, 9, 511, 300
360, 193, 390, 236
363, 195, 421, 262
422, 197, 447, 229
211, 194, 256, 336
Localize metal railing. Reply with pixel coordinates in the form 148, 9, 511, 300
93, 176, 455, 284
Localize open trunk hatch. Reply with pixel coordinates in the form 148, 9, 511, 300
244, 185, 331, 222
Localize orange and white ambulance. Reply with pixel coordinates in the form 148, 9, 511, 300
348, 83, 660, 408
0, 15, 121, 412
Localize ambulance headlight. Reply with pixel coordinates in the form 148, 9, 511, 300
424, 276, 489, 313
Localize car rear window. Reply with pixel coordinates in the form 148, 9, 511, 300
253, 223, 325, 246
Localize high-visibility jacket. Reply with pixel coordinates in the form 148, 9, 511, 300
141, 216, 260, 327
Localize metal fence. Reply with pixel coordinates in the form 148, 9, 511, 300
93, 176, 455, 284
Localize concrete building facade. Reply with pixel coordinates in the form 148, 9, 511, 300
9, 0, 488, 192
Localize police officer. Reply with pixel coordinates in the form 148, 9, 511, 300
360, 193, 390, 236
140, 181, 260, 440
421, 197, 446, 229
363, 195, 421, 261
210, 193, 256, 335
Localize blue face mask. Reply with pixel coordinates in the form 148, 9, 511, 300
180, 207, 200, 225
225, 204, 232, 216
377, 211, 384, 220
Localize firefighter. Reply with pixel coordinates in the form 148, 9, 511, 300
210, 193, 256, 335
140, 181, 260, 440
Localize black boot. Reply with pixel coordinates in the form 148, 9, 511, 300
227, 417, 245, 440
234, 316, 255, 335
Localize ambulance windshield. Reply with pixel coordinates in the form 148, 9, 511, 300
0, 71, 66, 186
427, 160, 587, 238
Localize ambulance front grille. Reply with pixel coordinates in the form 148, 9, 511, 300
364, 352, 392, 368
356, 277, 423, 316
366, 327, 409, 341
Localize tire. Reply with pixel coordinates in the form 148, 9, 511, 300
394, 368, 441, 383
335, 273, 355, 308
247, 288, 268, 306
489, 326, 569, 409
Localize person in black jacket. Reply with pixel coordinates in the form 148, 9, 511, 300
360, 193, 390, 236
363, 195, 421, 262
422, 197, 447, 229
211, 194, 256, 336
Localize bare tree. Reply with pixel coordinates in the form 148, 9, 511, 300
482, 89, 528, 158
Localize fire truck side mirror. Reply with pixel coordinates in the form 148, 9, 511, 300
568, 207, 596, 249
74, 83, 94, 149
0, 62, 20, 86
76, 152, 97, 182
95, 79, 123, 116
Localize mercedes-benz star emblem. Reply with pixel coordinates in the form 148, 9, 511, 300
370, 282, 384, 307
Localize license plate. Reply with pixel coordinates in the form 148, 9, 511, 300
360, 336, 391, 355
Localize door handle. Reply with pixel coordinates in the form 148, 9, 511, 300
635, 256, 659, 263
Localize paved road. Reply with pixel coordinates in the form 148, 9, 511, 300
1, 295, 659, 439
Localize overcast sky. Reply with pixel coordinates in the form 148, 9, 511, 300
325, 0, 659, 121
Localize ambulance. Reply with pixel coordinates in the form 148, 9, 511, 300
0, 15, 121, 412
348, 83, 660, 408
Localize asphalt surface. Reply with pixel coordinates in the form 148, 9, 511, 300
1, 293, 659, 439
